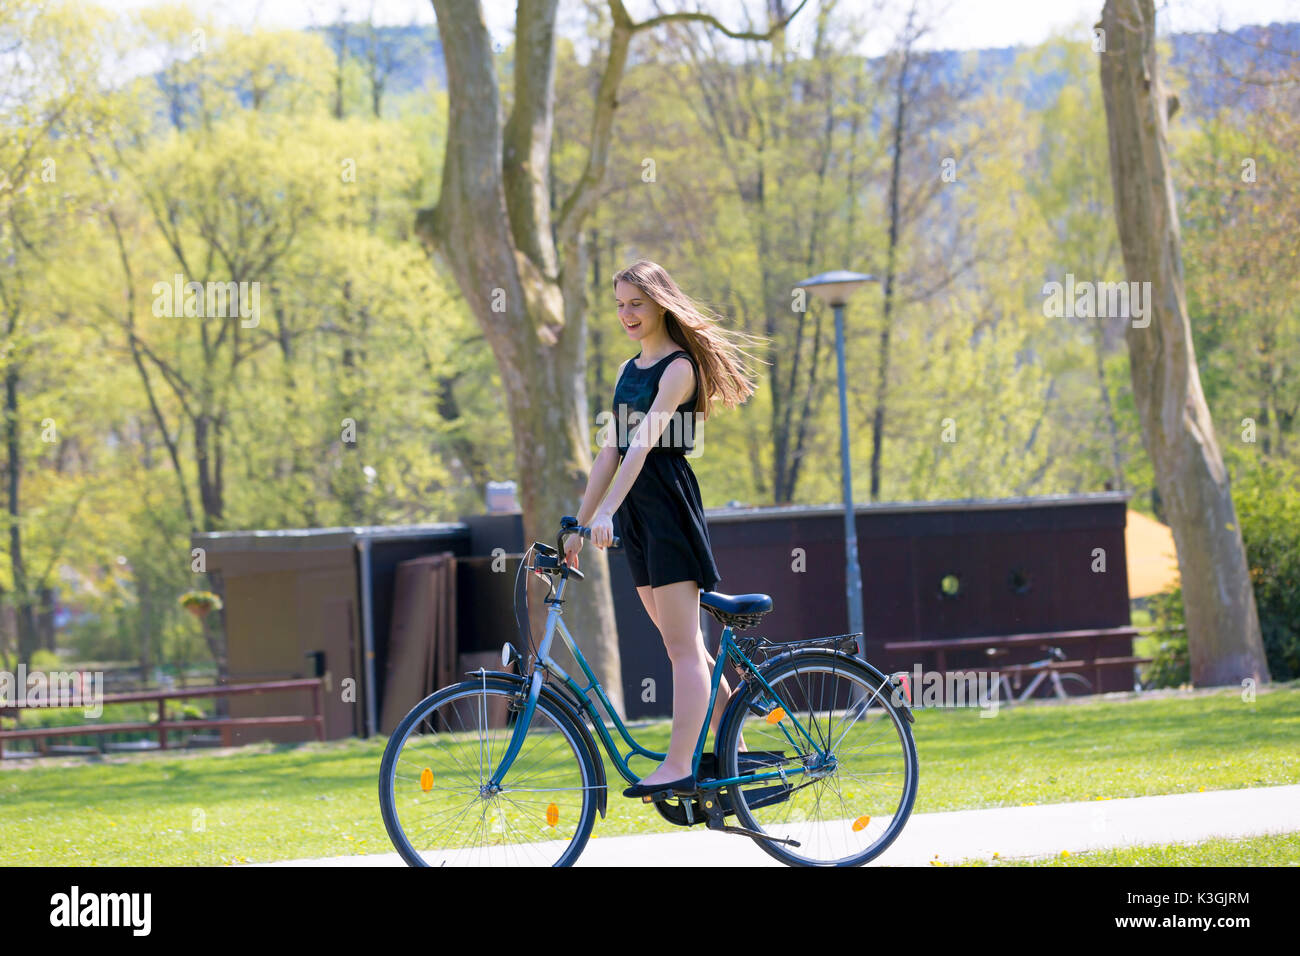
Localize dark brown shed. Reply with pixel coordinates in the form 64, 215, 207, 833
192, 491, 1135, 741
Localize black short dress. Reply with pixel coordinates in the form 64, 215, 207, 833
610, 349, 721, 593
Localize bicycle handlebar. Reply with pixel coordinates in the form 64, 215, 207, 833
558, 515, 620, 553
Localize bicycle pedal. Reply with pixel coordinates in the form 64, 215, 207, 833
642, 785, 697, 803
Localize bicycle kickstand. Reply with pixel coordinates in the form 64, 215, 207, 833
697, 787, 802, 848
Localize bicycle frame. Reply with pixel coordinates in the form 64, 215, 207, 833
997, 662, 1073, 702
485, 570, 887, 793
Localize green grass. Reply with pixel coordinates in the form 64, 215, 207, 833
950, 830, 1300, 866
1, 680, 1297, 866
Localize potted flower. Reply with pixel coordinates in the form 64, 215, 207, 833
178, 590, 223, 620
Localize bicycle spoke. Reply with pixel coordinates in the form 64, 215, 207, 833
493, 794, 548, 865
724, 657, 916, 866
381, 684, 593, 866
828, 682, 889, 754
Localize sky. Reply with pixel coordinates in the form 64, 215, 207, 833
90, 0, 1300, 56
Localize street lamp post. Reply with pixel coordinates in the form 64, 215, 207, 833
795, 270, 878, 658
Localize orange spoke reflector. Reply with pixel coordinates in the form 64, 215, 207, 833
766, 707, 786, 724
420, 768, 433, 792
546, 803, 559, 826
852, 815, 871, 832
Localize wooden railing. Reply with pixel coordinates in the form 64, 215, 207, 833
0, 678, 324, 758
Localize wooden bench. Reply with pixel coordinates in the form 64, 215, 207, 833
883, 627, 1152, 695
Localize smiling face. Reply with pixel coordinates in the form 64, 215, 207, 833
615, 279, 665, 343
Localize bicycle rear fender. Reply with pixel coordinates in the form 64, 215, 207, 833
464, 670, 609, 820
717, 648, 915, 755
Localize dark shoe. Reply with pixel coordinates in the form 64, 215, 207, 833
622, 774, 696, 799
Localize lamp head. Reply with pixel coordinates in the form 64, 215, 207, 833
796, 270, 878, 307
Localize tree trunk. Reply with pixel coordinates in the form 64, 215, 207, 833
870, 19, 913, 504
418, 0, 623, 714
36, 585, 55, 652
1093, 313, 1126, 489
138, 573, 153, 686
1097, 0, 1269, 687
4, 360, 39, 667
416, 0, 803, 714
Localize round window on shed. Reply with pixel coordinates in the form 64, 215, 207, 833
1008, 567, 1031, 594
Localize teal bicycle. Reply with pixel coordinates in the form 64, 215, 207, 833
378, 516, 919, 866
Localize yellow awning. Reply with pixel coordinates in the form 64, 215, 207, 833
1125, 509, 1181, 598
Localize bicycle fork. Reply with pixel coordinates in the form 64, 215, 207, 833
481, 667, 544, 793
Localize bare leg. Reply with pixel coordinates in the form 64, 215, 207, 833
634, 586, 747, 776
635, 581, 711, 785
701, 638, 747, 752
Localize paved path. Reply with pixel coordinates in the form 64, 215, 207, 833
246, 783, 1300, 866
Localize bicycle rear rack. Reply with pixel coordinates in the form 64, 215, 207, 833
733, 632, 862, 664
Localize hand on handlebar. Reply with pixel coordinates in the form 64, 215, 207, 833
556, 515, 620, 570
588, 510, 615, 549
563, 533, 583, 570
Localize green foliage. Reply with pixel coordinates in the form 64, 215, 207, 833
2, 2, 1297, 687
2, 701, 152, 731
0, 649, 62, 673
1144, 587, 1189, 688
1233, 460, 1300, 680
1142, 459, 1300, 685
177, 591, 222, 613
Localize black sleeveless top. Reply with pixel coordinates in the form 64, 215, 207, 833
611, 349, 699, 456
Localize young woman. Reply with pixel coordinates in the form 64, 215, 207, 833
564, 259, 765, 798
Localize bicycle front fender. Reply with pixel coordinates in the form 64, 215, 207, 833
464, 669, 609, 820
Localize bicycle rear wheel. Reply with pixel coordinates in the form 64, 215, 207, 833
1055, 673, 1093, 698
378, 677, 599, 866
719, 652, 918, 866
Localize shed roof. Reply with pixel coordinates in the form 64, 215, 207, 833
192, 522, 468, 552
704, 490, 1131, 523
191, 492, 1131, 550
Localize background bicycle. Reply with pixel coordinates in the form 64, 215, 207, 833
989, 645, 1093, 703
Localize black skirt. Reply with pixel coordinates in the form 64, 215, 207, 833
613, 452, 721, 592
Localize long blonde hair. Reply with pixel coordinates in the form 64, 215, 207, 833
612, 260, 767, 421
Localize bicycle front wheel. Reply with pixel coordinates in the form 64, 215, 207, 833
720, 652, 918, 867
378, 677, 599, 867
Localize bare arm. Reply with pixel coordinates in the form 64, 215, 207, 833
595, 357, 696, 519
574, 358, 630, 526
576, 444, 620, 526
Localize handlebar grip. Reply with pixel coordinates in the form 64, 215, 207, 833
559, 516, 619, 549
579, 525, 620, 548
